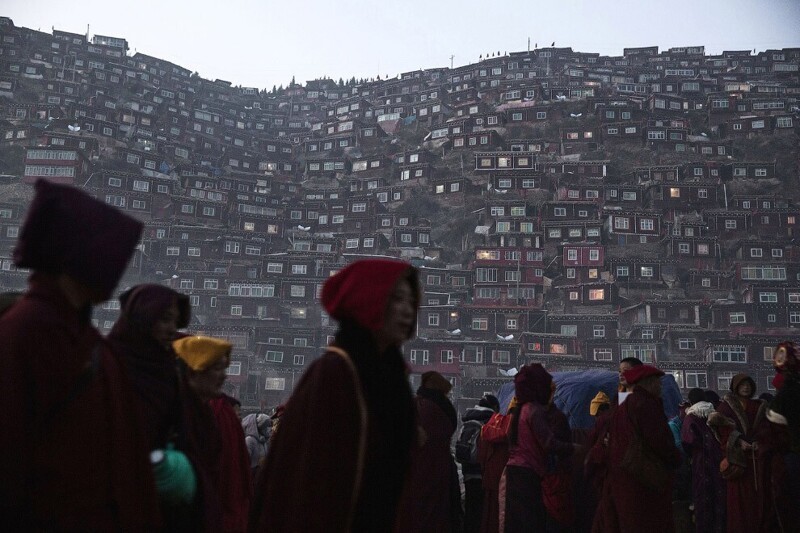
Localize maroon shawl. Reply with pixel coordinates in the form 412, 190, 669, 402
0, 274, 160, 529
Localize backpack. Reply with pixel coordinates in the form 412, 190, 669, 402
455, 419, 483, 464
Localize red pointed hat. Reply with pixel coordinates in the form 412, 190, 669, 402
321, 259, 417, 332
623, 364, 664, 385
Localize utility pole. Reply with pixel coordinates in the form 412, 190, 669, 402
450, 55, 455, 69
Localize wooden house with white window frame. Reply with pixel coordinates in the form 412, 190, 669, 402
604, 207, 663, 244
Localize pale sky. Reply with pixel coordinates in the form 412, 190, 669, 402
4, 0, 799, 90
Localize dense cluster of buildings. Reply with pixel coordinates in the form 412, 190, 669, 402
1, 16, 798, 410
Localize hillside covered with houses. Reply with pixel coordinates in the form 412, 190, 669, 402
1, 16, 798, 411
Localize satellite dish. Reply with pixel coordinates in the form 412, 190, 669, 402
68, 124, 80, 132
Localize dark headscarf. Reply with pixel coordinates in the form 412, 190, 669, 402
417, 371, 458, 430
108, 284, 189, 450
730, 373, 756, 397
514, 363, 553, 406
13, 180, 143, 300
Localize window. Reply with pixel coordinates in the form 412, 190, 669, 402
678, 243, 690, 254
685, 372, 708, 389
441, 350, 454, 364
594, 348, 613, 361
187, 247, 200, 257
614, 217, 630, 230
554, 208, 567, 217
492, 350, 510, 364
428, 314, 440, 327
639, 219, 654, 231
678, 338, 696, 350
226, 362, 241, 376
265, 350, 284, 363
616, 266, 629, 277
476, 268, 498, 282
712, 345, 747, 363
290, 285, 306, 297
621, 344, 656, 363
759, 292, 778, 303
589, 289, 605, 301
230, 305, 243, 316
472, 318, 488, 331
593, 325, 605, 338
294, 355, 305, 366
561, 325, 578, 337
264, 378, 286, 390
567, 249, 578, 261
790, 312, 800, 324
729, 312, 747, 324
589, 249, 600, 261
549, 344, 567, 354
772, 248, 783, 258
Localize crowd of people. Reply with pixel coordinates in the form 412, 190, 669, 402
0, 180, 798, 532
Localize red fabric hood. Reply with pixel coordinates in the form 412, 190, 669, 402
321, 259, 416, 332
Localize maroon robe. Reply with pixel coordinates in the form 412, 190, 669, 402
592, 387, 680, 533
478, 413, 511, 533
708, 393, 771, 533
0, 274, 161, 530
680, 403, 726, 533
250, 350, 369, 532
397, 391, 459, 533
210, 397, 252, 533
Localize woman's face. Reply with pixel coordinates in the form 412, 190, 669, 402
375, 279, 417, 350
152, 301, 180, 350
736, 379, 753, 398
189, 355, 230, 400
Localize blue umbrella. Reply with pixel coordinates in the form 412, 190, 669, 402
496, 370, 682, 430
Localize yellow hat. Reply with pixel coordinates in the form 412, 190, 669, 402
173, 336, 232, 371
589, 391, 611, 416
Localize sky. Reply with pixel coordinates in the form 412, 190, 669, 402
4, 0, 800, 90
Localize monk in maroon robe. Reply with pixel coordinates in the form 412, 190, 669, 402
708, 373, 772, 533
592, 365, 681, 533
250, 259, 419, 532
0, 180, 160, 530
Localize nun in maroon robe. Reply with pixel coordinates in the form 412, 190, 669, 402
0, 180, 160, 530
250, 259, 418, 532
108, 284, 223, 532
592, 365, 681, 533
708, 373, 771, 533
